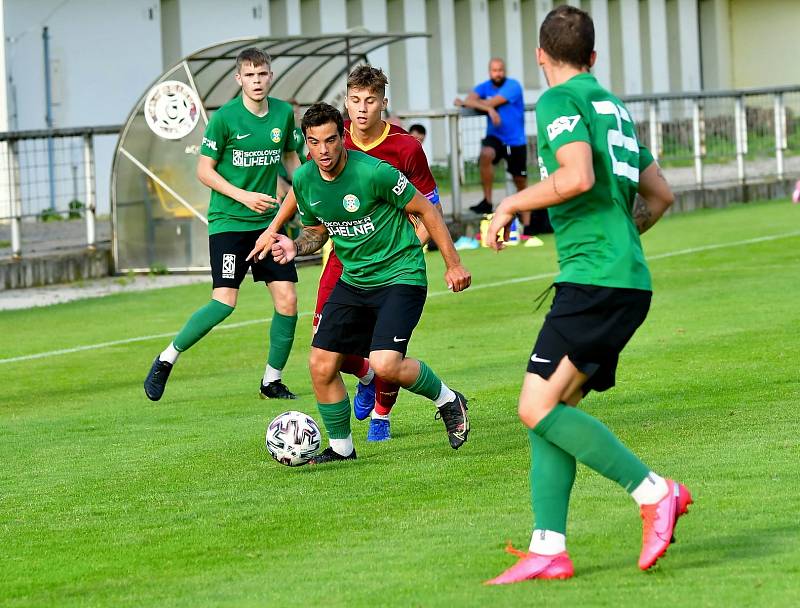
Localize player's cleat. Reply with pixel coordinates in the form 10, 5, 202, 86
638, 479, 693, 570
144, 357, 173, 401
259, 380, 297, 400
367, 418, 391, 442
308, 446, 357, 465
435, 391, 470, 449
353, 377, 376, 420
469, 198, 493, 215
485, 544, 574, 584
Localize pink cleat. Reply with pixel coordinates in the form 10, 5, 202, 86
485, 544, 574, 584
638, 479, 693, 570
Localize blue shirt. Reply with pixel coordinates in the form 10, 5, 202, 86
474, 78, 526, 146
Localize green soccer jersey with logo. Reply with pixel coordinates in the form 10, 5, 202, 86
200, 95, 299, 235
536, 73, 655, 291
293, 150, 424, 289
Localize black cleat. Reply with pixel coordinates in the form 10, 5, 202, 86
435, 390, 470, 449
308, 446, 357, 465
469, 199, 492, 215
144, 357, 173, 401
259, 380, 297, 400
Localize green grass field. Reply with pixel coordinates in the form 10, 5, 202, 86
2, 200, 800, 607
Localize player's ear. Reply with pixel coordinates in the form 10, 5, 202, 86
588, 51, 597, 68
382, 97, 388, 111
234, 71, 242, 86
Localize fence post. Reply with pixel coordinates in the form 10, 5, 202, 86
648, 100, 659, 161
691, 99, 704, 186
774, 92, 786, 180
83, 134, 96, 249
9, 140, 22, 259
447, 111, 462, 221
734, 96, 746, 185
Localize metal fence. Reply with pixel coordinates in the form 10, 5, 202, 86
0, 126, 118, 258
1, 85, 798, 260
399, 84, 800, 219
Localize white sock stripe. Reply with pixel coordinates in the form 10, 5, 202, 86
2, 230, 798, 366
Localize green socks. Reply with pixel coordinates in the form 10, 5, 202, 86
533, 404, 650, 493
529, 429, 576, 535
267, 310, 298, 370
173, 299, 234, 352
406, 361, 443, 401
317, 397, 352, 439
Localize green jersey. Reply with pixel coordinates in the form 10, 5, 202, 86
294, 150, 424, 289
536, 73, 655, 291
200, 95, 300, 235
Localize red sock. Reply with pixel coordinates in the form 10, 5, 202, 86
341, 354, 370, 378
374, 377, 400, 415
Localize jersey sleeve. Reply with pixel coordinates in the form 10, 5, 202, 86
293, 175, 321, 227
638, 144, 655, 172
404, 141, 440, 205
535, 90, 590, 153
200, 111, 226, 161
373, 161, 417, 209
289, 127, 305, 154
473, 80, 489, 99
283, 111, 298, 153
497, 79, 523, 104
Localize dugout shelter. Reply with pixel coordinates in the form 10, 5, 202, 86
111, 33, 426, 273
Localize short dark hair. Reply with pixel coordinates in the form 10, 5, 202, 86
539, 5, 594, 69
409, 123, 426, 135
236, 47, 271, 72
347, 65, 389, 96
301, 102, 344, 136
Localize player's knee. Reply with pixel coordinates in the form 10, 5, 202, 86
479, 150, 494, 165
368, 352, 402, 383
309, 350, 338, 383
272, 286, 297, 315
517, 397, 556, 429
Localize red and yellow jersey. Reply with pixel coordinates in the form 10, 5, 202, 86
344, 120, 440, 205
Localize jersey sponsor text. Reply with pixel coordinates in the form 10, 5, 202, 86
232, 148, 282, 167
322, 217, 376, 238
546, 115, 581, 141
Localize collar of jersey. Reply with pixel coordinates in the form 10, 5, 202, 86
349, 121, 390, 152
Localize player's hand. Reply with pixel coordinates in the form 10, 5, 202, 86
453, 98, 464, 107
485, 203, 515, 252
246, 229, 279, 262
239, 191, 278, 213
271, 234, 297, 265
488, 108, 502, 127
445, 264, 471, 293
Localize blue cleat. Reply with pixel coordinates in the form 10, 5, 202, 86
353, 378, 376, 420
367, 417, 391, 442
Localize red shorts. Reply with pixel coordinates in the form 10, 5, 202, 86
313, 250, 344, 331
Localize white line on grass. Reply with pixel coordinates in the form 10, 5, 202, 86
2, 230, 798, 365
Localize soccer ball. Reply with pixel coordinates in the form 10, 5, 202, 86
265, 410, 322, 466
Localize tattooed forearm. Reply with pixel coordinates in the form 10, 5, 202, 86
294, 227, 328, 256
633, 194, 654, 234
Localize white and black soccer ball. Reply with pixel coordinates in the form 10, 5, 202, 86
266, 410, 322, 467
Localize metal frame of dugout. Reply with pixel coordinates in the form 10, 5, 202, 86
111, 32, 428, 273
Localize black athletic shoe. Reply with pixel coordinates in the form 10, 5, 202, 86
308, 446, 357, 465
259, 380, 297, 400
144, 357, 173, 401
469, 199, 493, 215
435, 390, 470, 449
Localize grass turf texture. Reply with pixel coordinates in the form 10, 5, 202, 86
2, 199, 799, 607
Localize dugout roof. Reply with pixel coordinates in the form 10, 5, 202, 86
112, 32, 427, 272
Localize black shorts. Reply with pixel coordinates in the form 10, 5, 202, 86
209, 228, 298, 289
312, 280, 427, 357
528, 282, 651, 394
482, 134, 528, 177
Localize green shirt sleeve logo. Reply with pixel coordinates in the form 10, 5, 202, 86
270, 127, 282, 143
343, 194, 361, 212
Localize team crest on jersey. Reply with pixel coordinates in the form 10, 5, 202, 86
343, 194, 361, 212
270, 128, 282, 143
546, 115, 581, 141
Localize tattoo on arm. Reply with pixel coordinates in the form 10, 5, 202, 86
632, 195, 653, 233
294, 227, 328, 256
